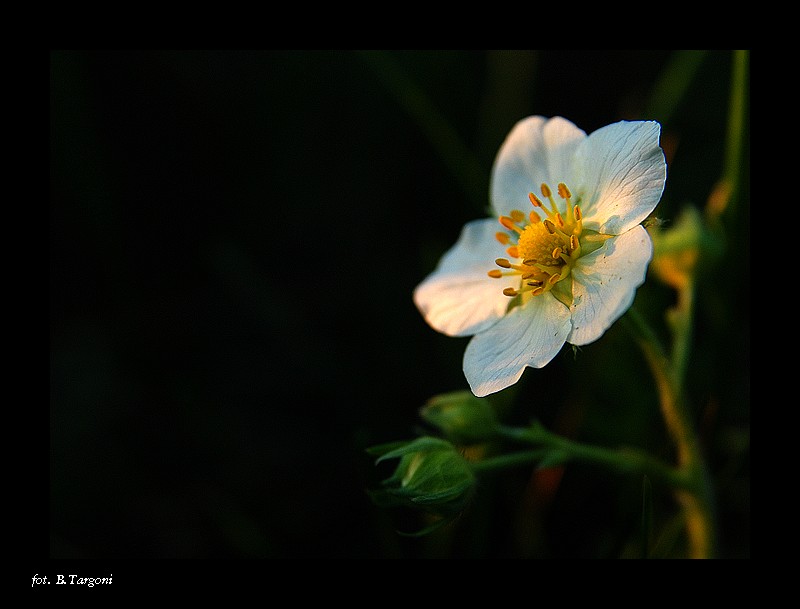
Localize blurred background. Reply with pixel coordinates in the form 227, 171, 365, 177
50, 50, 749, 559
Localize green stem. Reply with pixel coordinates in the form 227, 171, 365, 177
469, 449, 548, 475
623, 307, 717, 558
670, 278, 695, 394
495, 424, 688, 491
721, 50, 748, 211
706, 50, 748, 223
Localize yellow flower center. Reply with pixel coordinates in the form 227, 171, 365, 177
518, 222, 565, 268
488, 182, 583, 299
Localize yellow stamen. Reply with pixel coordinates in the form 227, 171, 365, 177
499, 216, 523, 234
570, 235, 578, 252
540, 182, 559, 214
488, 180, 584, 299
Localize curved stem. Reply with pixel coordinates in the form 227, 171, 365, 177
624, 307, 717, 558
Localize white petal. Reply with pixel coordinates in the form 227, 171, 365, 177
567, 225, 653, 346
413, 219, 513, 337
463, 295, 572, 397
490, 116, 586, 219
575, 120, 666, 235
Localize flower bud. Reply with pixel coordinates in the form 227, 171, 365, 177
369, 437, 475, 523
648, 206, 722, 290
420, 391, 498, 445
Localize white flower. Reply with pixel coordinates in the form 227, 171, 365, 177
414, 116, 667, 397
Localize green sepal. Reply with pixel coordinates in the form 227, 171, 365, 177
374, 436, 452, 464
550, 276, 574, 309
365, 440, 411, 458
368, 488, 407, 509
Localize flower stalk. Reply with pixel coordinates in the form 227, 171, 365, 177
468, 449, 549, 475
624, 306, 717, 558
471, 422, 688, 492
